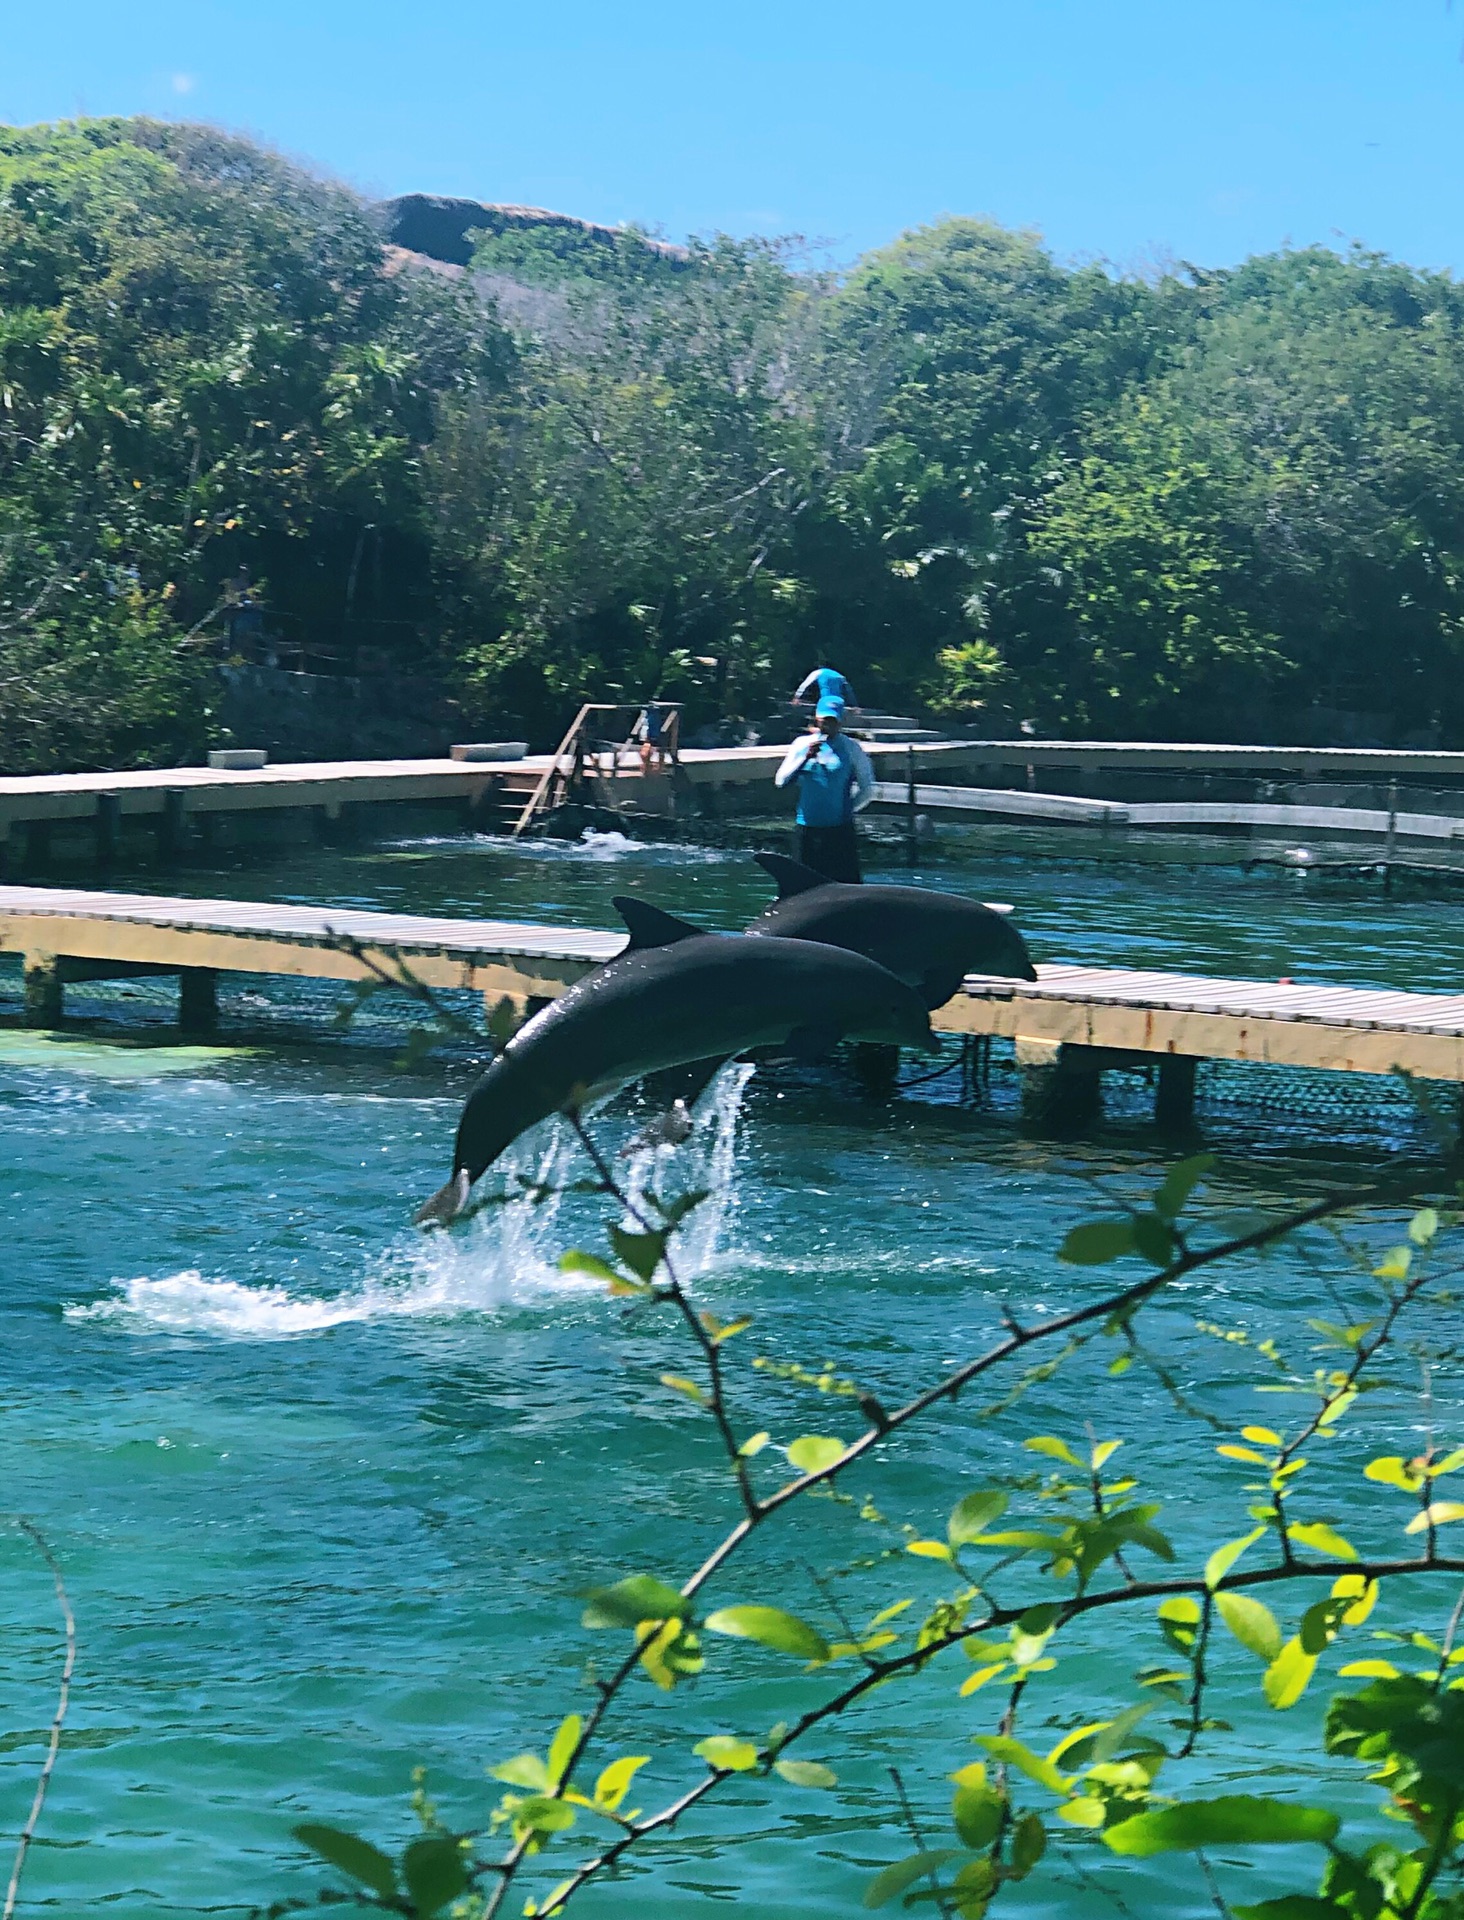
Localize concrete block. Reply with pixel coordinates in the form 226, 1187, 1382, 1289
451, 742, 528, 762
208, 749, 269, 770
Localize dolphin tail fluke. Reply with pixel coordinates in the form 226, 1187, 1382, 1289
753, 851, 832, 900
414, 1167, 471, 1229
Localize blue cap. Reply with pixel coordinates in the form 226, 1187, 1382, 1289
816, 694, 845, 718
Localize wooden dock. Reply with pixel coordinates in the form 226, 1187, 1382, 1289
871, 781, 1464, 844
2, 888, 1461, 1128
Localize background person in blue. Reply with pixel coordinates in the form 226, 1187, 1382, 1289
793, 664, 857, 711
774, 695, 875, 882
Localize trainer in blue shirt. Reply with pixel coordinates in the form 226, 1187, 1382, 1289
774, 695, 875, 883
793, 665, 857, 711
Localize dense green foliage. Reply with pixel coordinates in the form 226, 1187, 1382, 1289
6, 115, 1464, 767
279, 1129, 1464, 1920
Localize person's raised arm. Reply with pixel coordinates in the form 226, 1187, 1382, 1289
775, 736, 816, 788
793, 669, 820, 701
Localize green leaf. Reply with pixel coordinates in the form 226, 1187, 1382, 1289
1059, 1220, 1135, 1265
660, 1187, 711, 1227
1216, 1592, 1283, 1664
402, 1835, 468, 1917
1010, 1811, 1046, 1879
1298, 1599, 1348, 1657
292, 1825, 397, 1900
659, 1372, 707, 1406
558, 1250, 623, 1284
491, 1752, 552, 1790
581, 1575, 686, 1630
1205, 1526, 1266, 1589
1373, 1245, 1412, 1281
1263, 1637, 1318, 1710
952, 1782, 1003, 1848
704, 1605, 831, 1663
775, 1759, 836, 1788
864, 1851, 970, 1909
1286, 1522, 1356, 1560
908, 1539, 955, 1561
547, 1714, 581, 1789
593, 1754, 649, 1809
738, 1431, 771, 1457
1406, 1500, 1464, 1532
1364, 1455, 1422, 1491
1104, 1795, 1339, 1856
1153, 1154, 1214, 1223
694, 1736, 758, 1772
786, 1434, 846, 1475
948, 1490, 1009, 1545
1233, 1902, 1350, 1920
972, 1735, 1069, 1795
1408, 1206, 1440, 1246
1024, 1435, 1083, 1468
1132, 1212, 1177, 1267
514, 1796, 576, 1834
610, 1224, 668, 1281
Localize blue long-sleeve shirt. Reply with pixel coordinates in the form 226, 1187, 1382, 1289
794, 666, 856, 708
774, 732, 875, 827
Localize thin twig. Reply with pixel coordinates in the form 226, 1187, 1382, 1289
4, 1520, 76, 1920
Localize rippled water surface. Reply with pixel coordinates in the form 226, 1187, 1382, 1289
2, 831, 1461, 1915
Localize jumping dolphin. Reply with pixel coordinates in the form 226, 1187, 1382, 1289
416, 903, 936, 1225
745, 853, 1037, 1009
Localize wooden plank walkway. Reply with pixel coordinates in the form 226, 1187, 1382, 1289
871, 782, 1464, 844
0, 741, 984, 840
0, 886, 624, 1024
944, 965, 1464, 1080
1, 886, 1462, 1086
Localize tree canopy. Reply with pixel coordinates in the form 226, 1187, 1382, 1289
3, 117, 1464, 767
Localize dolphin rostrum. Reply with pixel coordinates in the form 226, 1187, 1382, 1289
745, 852, 1037, 1009
415, 901, 936, 1224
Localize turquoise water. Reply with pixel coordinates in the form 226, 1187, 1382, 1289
1, 832, 1460, 1916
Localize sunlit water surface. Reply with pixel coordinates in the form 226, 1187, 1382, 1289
1, 831, 1460, 1915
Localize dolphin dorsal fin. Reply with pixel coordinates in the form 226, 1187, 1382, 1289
612, 896, 706, 951
753, 851, 833, 900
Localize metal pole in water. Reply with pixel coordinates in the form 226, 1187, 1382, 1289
1384, 778, 1398, 891
905, 744, 917, 867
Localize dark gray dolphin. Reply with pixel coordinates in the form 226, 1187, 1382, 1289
416, 904, 936, 1224
745, 852, 1037, 1009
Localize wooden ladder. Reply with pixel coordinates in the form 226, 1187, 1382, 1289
510, 703, 684, 837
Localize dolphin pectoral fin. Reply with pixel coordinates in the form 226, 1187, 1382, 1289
414, 1168, 471, 1229
922, 965, 969, 1011
753, 851, 832, 900
642, 1055, 728, 1111
781, 1023, 842, 1063
612, 896, 708, 951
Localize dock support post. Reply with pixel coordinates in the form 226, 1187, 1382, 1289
23, 820, 52, 875
156, 789, 187, 864
852, 1042, 901, 1098
1155, 1055, 1199, 1130
179, 968, 219, 1035
1016, 1036, 1102, 1128
95, 792, 121, 868
23, 952, 62, 1028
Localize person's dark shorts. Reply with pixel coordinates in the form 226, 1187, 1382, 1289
797, 822, 862, 884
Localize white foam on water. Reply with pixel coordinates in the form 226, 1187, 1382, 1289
386, 828, 735, 864
65, 1070, 754, 1338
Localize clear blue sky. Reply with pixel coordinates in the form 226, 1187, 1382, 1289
4, 0, 1461, 273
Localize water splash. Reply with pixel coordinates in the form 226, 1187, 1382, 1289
619, 1062, 754, 1276
387, 828, 735, 864
65, 1070, 754, 1338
